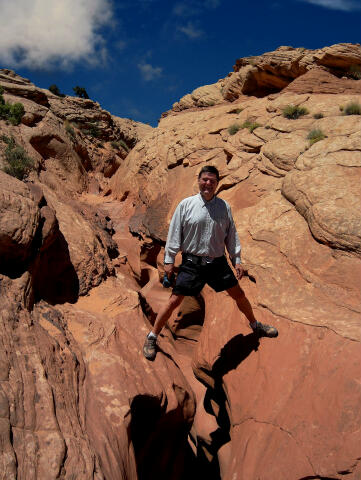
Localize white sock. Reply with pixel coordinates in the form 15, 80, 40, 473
250, 321, 258, 330
148, 331, 157, 339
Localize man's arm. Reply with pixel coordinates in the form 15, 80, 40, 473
225, 205, 243, 277
164, 202, 183, 275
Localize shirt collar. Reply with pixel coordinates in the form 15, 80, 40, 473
198, 192, 217, 206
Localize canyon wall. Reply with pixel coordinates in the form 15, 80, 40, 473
0, 43, 361, 479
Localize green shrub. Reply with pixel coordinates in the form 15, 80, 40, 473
0, 87, 25, 125
65, 120, 75, 140
307, 129, 325, 145
241, 119, 261, 133
1, 136, 34, 179
49, 84, 65, 97
228, 123, 241, 135
339, 105, 344, 112
1, 135, 15, 146
83, 121, 100, 138
282, 104, 308, 119
111, 139, 129, 151
343, 102, 361, 116
313, 112, 324, 119
73, 86, 89, 99
9, 103, 25, 125
348, 65, 361, 80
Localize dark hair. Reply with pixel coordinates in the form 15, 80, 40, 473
198, 165, 220, 181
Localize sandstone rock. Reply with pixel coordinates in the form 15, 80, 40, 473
0, 69, 49, 107
168, 43, 361, 113
192, 284, 361, 479
282, 165, 361, 255
1, 46, 361, 480
0, 287, 100, 480
59, 274, 196, 480
38, 187, 115, 298
0, 171, 40, 275
173, 83, 224, 111
284, 68, 361, 94
260, 133, 308, 174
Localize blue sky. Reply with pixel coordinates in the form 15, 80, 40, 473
0, 0, 360, 126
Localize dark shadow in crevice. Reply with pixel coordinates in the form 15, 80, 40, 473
129, 393, 198, 480
298, 477, 341, 480
200, 333, 260, 475
32, 231, 79, 305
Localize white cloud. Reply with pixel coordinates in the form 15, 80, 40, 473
299, 0, 361, 10
137, 62, 163, 81
0, 0, 114, 69
178, 21, 203, 39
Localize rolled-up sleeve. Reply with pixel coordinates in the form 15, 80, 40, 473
225, 206, 241, 266
164, 202, 183, 264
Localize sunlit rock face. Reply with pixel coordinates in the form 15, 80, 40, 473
1, 43, 361, 480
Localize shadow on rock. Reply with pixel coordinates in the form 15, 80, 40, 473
201, 333, 260, 478
32, 231, 79, 305
212, 332, 260, 379
129, 393, 197, 480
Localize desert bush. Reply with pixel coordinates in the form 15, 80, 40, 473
307, 129, 325, 145
241, 119, 261, 133
348, 65, 361, 80
313, 112, 324, 119
73, 86, 89, 99
339, 105, 344, 112
282, 104, 308, 119
83, 121, 100, 138
228, 123, 241, 135
0, 88, 24, 125
111, 139, 129, 151
343, 102, 361, 116
0, 101, 24, 125
9, 103, 25, 125
1, 136, 34, 179
49, 84, 65, 97
64, 120, 76, 140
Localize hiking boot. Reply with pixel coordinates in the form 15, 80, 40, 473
143, 333, 157, 360
252, 321, 278, 338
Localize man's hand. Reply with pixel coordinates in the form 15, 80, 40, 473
234, 263, 245, 280
164, 263, 174, 277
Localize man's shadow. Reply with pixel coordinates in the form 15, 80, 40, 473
199, 332, 260, 478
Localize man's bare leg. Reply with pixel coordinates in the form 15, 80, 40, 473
143, 293, 184, 360
153, 293, 184, 335
226, 284, 278, 337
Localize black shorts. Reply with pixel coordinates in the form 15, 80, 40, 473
172, 254, 238, 296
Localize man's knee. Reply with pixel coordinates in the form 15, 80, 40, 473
168, 294, 184, 309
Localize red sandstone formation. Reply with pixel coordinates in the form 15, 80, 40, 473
1, 43, 361, 479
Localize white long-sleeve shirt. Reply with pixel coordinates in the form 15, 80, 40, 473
164, 193, 241, 266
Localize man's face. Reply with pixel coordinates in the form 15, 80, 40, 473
198, 172, 218, 200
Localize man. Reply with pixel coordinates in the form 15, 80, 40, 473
143, 165, 278, 360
